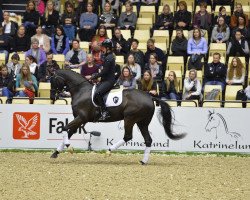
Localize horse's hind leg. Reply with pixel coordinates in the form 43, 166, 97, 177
137, 120, 152, 165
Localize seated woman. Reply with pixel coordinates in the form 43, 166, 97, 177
31, 25, 51, 53
226, 57, 245, 85
211, 16, 230, 43
92, 25, 109, 46
102, 0, 119, 15
99, 2, 118, 30
163, 71, 180, 100
6, 53, 22, 79
0, 65, 14, 99
12, 25, 31, 53
15, 64, 38, 102
193, 2, 212, 32
144, 53, 163, 82
232, 15, 249, 40
91, 41, 103, 67
61, 2, 77, 42
78, 3, 98, 42
123, 54, 141, 81
51, 26, 70, 55
80, 54, 99, 81
153, 4, 174, 32
213, 6, 230, 26
139, 70, 158, 97
187, 28, 208, 70
25, 55, 38, 78
183, 69, 202, 100
112, 28, 129, 56
230, 3, 249, 29
174, 1, 192, 30
171, 28, 188, 57
118, 66, 136, 89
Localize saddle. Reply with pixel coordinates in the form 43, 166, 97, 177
92, 84, 123, 107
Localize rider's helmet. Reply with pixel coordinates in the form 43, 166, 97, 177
101, 39, 113, 50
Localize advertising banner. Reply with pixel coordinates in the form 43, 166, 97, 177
0, 105, 249, 153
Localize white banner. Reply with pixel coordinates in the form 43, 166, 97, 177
0, 105, 249, 153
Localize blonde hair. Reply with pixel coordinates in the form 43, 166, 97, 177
228, 57, 244, 80
141, 70, 154, 91
166, 71, 179, 92
45, 0, 54, 21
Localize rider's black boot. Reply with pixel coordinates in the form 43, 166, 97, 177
96, 93, 111, 121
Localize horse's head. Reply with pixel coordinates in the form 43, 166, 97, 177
51, 71, 67, 95
205, 110, 220, 132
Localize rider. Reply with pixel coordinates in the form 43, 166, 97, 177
90, 39, 116, 120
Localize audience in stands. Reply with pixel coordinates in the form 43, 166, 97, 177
139, 70, 158, 97
78, 2, 98, 41
61, 2, 77, 42
128, 39, 145, 71
92, 26, 109, 45
187, 28, 208, 70
226, 57, 245, 85
174, 1, 191, 30
0, 65, 14, 99
102, 0, 119, 15
80, 54, 99, 81
232, 15, 249, 40
118, 66, 136, 89
211, 16, 230, 43
34, 0, 45, 16
76, 0, 99, 20
6, 53, 21, 79
0, 27, 10, 62
15, 64, 38, 100
38, 52, 60, 82
2, 11, 17, 38
183, 69, 202, 100
25, 55, 38, 77
91, 41, 103, 67
25, 37, 46, 66
144, 53, 162, 82
162, 71, 180, 100
193, 2, 212, 32
51, 26, 70, 55
99, 2, 118, 30
31, 25, 51, 53
65, 39, 87, 69
154, 4, 174, 32
230, 3, 249, 29
204, 53, 227, 90
118, 1, 137, 34
12, 25, 31, 53
112, 28, 129, 56
124, 53, 141, 81
171, 28, 188, 57
213, 6, 231, 26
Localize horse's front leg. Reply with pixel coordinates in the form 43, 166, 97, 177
51, 116, 84, 158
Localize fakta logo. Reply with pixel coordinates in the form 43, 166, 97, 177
13, 112, 40, 140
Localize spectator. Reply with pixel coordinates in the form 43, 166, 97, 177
65, 39, 87, 69
25, 55, 38, 77
227, 30, 249, 59
12, 25, 31, 52
139, 70, 158, 97
144, 53, 163, 82
226, 57, 245, 85
41, 0, 60, 37
174, 1, 192, 30
211, 16, 230, 43
102, 0, 119, 15
128, 39, 145, 70
76, 0, 99, 22
81, 54, 99, 81
124, 53, 141, 81
31, 25, 51, 53
112, 28, 130, 56
61, 2, 77, 42
15, 64, 38, 101
162, 70, 180, 100
153, 4, 174, 31
25, 38, 46, 66
99, 2, 118, 30
38, 52, 60, 82
51, 26, 70, 55
171, 28, 188, 57
187, 28, 208, 70
91, 41, 103, 67
204, 52, 227, 91
0, 65, 14, 99
92, 25, 108, 46
145, 38, 166, 72
118, 1, 137, 34
193, 2, 212, 31
0, 26, 10, 62
118, 66, 136, 89
213, 6, 230, 26
183, 69, 202, 100
2, 11, 17, 38
230, 3, 249, 29
22, 0, 40, 36
232, 15, 249, 40
6, 53, 21, 79
34, 0, 45, 16
78, 2, 98, 42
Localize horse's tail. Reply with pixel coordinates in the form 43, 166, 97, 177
152, 97, 186, 140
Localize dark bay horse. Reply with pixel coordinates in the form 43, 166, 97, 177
51, 69, 186, 164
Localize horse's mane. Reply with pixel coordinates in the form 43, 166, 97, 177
216, 113, 229, 133
56, 69, 90, 85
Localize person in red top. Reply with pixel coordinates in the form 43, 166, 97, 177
91, 41, 104, 67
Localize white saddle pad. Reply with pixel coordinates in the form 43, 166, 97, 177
92, 85, 123, 107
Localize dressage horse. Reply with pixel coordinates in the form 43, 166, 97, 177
51, 69, 186, 164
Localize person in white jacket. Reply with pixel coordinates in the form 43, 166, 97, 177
183, 69, 202, 100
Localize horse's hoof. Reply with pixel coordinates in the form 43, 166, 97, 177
67, 146, 74, 154
139, 161, 146, 165
105, 150, 111, 158
50, 151, 59, 159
